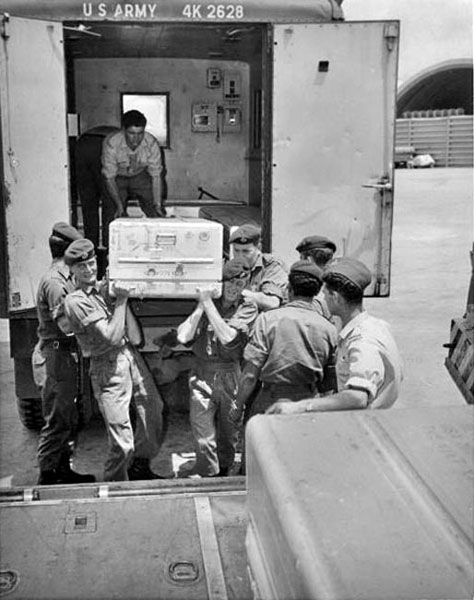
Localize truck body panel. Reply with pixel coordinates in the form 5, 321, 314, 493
0, 16, 69, 314
246, 406, 474, 600
271, 22, 397, 295
0, 478, 249, 599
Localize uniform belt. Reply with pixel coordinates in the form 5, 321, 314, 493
42, 338, 77, 350
195, 360, 239, 373
262, 382, 317, 394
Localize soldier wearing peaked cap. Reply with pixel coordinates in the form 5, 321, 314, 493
36, 223, 95, 486
175, 258, 258, 477
230, 224, 288, 312
267, 258, 403, 415
63, 238, 166, 482
234, 259, 338, 467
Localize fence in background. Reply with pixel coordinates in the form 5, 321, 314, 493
395, 115, 473, 167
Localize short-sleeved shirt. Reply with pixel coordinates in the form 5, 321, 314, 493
101, 130, 163, 180
244, 299, 337, 389
36, 261, 76, 341
64, 285, 124, 358
337, 311, 403, 408
191, 299, 258, 365
248, 253, 288, 302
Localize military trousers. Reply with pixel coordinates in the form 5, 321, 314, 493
90, 344, 164, 481
188, 362, 240, 477
37, 341, 78, 472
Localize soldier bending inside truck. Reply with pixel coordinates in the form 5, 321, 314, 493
101, 109, 166, 226
63, 238, 166, 481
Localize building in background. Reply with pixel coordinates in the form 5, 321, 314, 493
345, 0, 473, 166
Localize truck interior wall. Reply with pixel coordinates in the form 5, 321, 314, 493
74, 57, 251, 203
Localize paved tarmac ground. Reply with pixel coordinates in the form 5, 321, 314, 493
0, 167, 472, 487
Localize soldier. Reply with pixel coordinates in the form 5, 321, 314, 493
267, 258, 403, 414
295, 234, 337, 321
176, 258, 258, 477
63, 238, 165, 481
233, 261, 337, 422
36, 222, 95, 485
229, 224, 288, 311
102, 110, 166, 222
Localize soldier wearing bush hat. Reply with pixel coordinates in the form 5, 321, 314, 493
175, 257, 258, 477
267, 257, 403, 416
36, 222, 95, 486
63, 239, 166, 482
229, 223, 288, 312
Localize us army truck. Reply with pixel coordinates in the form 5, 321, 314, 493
0, 0, 398, 427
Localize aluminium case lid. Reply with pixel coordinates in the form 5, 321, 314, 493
246, 406, 474, 600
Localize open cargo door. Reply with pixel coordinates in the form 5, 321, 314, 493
270, 21, 398, 295
0, 15, 69, 315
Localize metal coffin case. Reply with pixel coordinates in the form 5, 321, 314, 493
108, 218, 223, 298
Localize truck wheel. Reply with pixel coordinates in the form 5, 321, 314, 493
16, 397, 44, 430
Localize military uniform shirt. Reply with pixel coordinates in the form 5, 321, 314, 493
244, 299, 337, 388
192, 299, 258, 364
248, 253, 288, 301
102, 130, 163, 180
337, 311, 403, 408
36, 262, 76, 341
64, 285, 124, 357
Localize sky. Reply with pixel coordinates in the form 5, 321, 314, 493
343, 0, 473, 87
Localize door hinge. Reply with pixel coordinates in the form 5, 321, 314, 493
384, 23, 399, 52
1, 13, 10, 40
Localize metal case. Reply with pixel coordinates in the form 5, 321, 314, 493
108, 218, 223, 298
246, 406, 474, 600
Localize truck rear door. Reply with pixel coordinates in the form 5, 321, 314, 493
270, 21, 398, 295
0, 15, 69, 315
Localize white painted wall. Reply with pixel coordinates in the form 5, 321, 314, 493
343, 0, 473, 88
75, 58, 250, 202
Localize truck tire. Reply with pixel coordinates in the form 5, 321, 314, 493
16, 397, 44, 430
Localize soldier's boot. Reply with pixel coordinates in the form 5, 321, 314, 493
128, 457, 165, 480
37, 470, 60, 485
56, 454, 96, 484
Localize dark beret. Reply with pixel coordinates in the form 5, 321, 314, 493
289, 260, 323, 283
222, 258, 250, 281
323, 258, 372, 291
229, 224, 261, 245
51, 222, 82, 244
296, 235, 336, 254
64, 238, 96, 266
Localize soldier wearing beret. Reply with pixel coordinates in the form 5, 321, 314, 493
176, 258, 258, 477
295, 234, 337, 321
36, 223, 95, 485
229, 224, 288, 312
267, 258, 403, 415
63, 239, 165, 481
234, 260, 337, 434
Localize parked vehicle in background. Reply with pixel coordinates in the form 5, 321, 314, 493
408, 153, 436, 168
